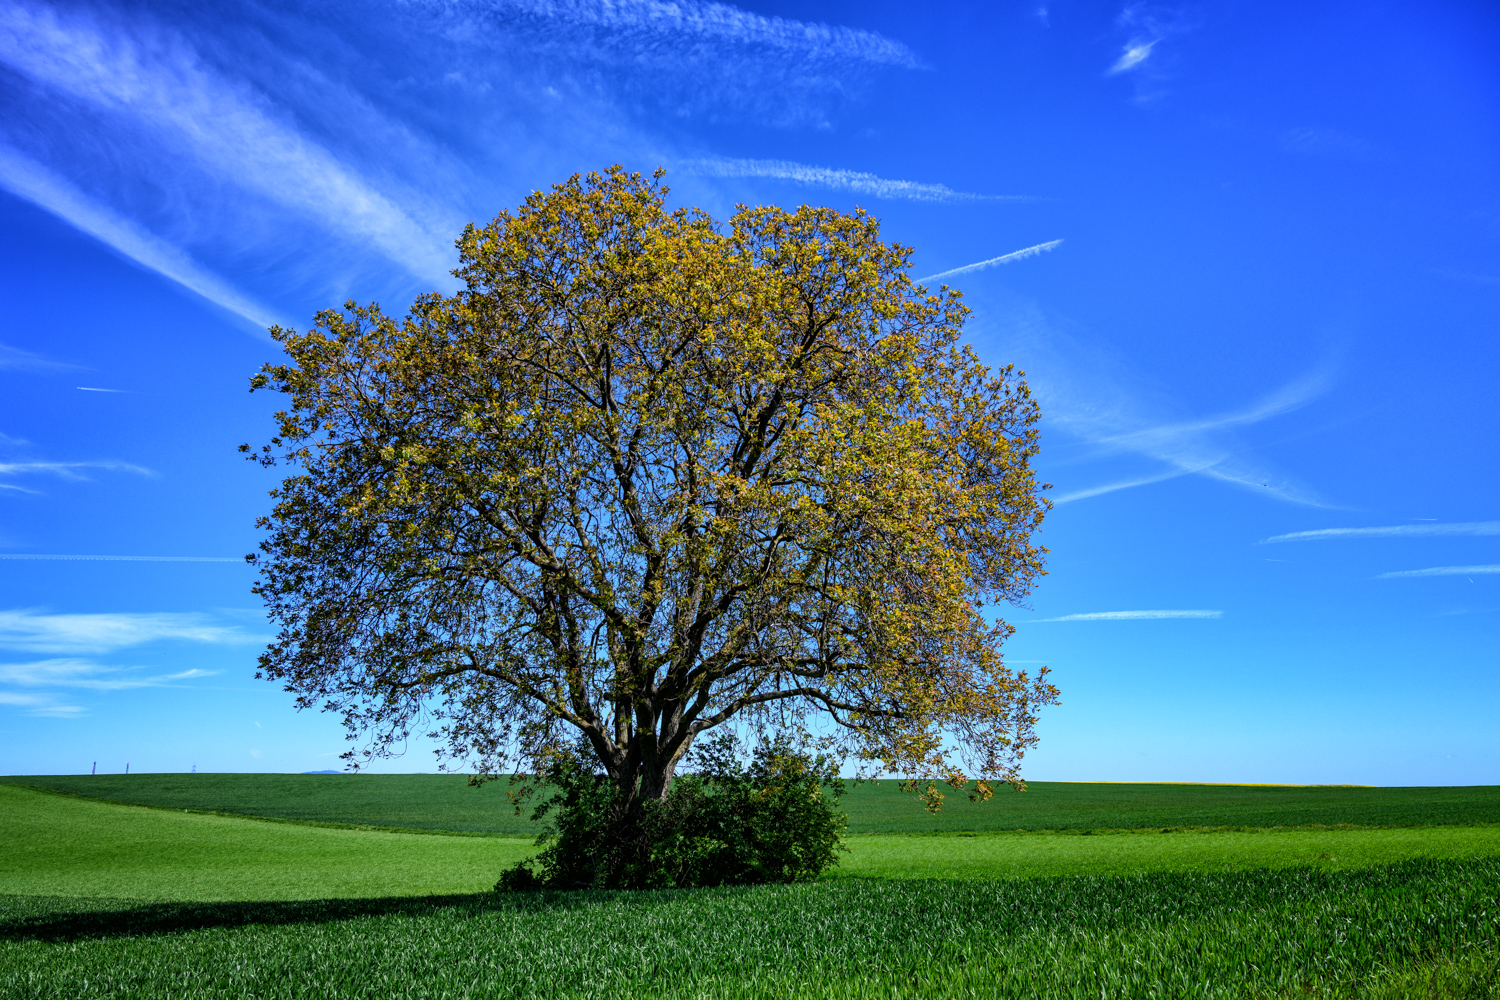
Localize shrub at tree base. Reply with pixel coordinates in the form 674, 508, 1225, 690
498, 737, 847, 890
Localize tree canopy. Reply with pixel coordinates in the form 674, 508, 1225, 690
246, 166, 1056, 816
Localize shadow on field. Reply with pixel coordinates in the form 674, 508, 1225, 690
0, 891, 649, 943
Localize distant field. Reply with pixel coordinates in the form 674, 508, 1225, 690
0, 784, 526, 901
6, 783, 1500, 900
1, 773, 536, 835
5, 772, 1498, 834
845, 779, 1500, 833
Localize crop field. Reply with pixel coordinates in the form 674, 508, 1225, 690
2, 778, 1498, 998
6, 772, 1499, 834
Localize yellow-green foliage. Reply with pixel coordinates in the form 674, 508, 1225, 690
246, 166, 1054, 813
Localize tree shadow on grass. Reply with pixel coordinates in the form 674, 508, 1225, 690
0, 889, 675, 944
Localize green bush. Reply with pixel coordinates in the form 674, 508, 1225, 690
496, 734, 847, 890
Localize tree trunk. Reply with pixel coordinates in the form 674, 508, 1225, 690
598, 733, 689, 888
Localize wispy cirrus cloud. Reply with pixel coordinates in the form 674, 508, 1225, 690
0, 0, 917, 336
0, 459, 152, 481
0, 340, 75, 371
1264, 522, 1500, 543
1050, 467, 1196, 504
1031, 609, 1222, 622
1043, 364, 1333, 506
0, 657, 216, 690
0, 432, 152, 495
1280, 128, 1378, 162
1105, 2, 1198, 100
677, 157, 1015, 203
468, 0, 922, 68
0, 0, 465, 329
401, 0, 923, 128
0, 609, 259, 655
0, 688, 83, 716
0, 143, 280, 330
0, 657, 219, 716
1376, 565, 1500, 579
919, 240, 1063, 283
1109, 40, 1156, 74
0, 554, 243, 562
983, 297, 1338, 506
0, 0, 453, 281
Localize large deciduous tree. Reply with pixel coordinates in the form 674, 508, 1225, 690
247, 166, 1056, 840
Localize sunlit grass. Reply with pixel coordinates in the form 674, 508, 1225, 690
0, 784, 530, 901
3, 860, 1497, 998
7, 784, 1500, 901
840, 825, 1500, 880
5, 780, 1499, 998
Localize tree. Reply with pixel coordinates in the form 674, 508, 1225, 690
246, 166, 1057, 866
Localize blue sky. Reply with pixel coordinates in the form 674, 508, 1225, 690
1, 0, 1496, 784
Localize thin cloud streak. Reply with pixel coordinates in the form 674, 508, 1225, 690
1030, 609, 1223, 622
1264, 522, 1500, 543
1109, 40, 1155, 73
0, 688, 83, 716
481, 0, 923, 68
0, 342, 75, 371
919, 240, 1064, 282
1049, 367, 1333, 506
679, 158, 1019, 203
0, 554, 243, 562
0, 657, 217, 690
0, 609, 260, 655
1108, 3, 1193, 80
0, 143, 280, 330
1050, 465, 1199, 504
1376, 565, 1500, 579
0, 459, 153, 480
0, 657, 218, 716
416, 0, 922, 126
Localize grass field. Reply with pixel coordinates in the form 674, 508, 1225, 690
3, 777, 1498, 998
6, 784, 1500, 899
6, 772, 1498, 834
0, 784, 527, 901
3, 859, 1498, 998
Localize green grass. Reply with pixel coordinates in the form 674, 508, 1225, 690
5, 779, 1499, 998
842, 825, 1500, 879
847, 779, 1500, 833
2, 861, 1497, 998
0, 772, 540, 834
6, 772, 1498, 834
7, 784, 1500, 901
0, 784, 532, 901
